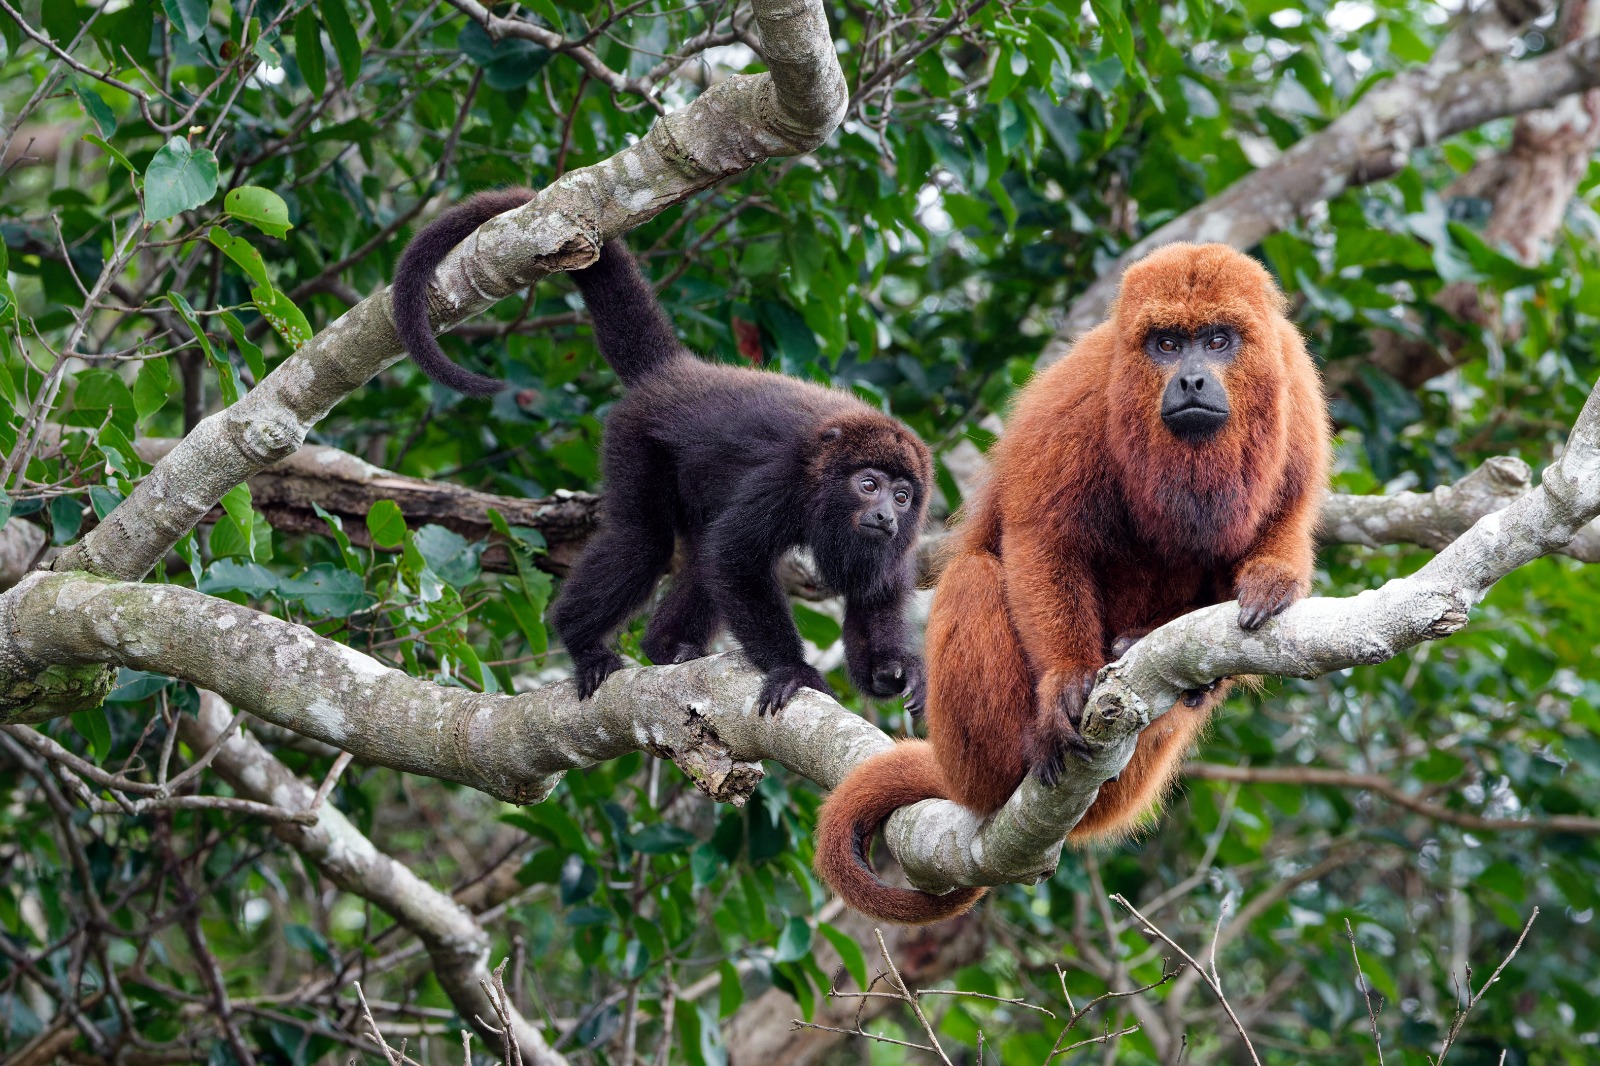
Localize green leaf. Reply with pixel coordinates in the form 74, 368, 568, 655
629, 823, 697, 854
89, 486, 124, 519
250, 285, 313, 350
198, 558, 279, 598
84, 134, 137, 177
294, 10, 327, 97
312, 503, 364, 572
219, 483, 257, 558
218, 312, 266, 381
717, 961, 744, 1018
72, 707, 113, 761
773, 916, 812, 964
223, 187, 293, 239
368, 0, 392, 38
143, 136, 219, 224
207, 226, 271, 289
163, 0, 211, 43
792, 603, 841, 648
318, 0, 362, 84
277, 563, 371, 616
50, 495, 84, 544
817, 923, 870, 993
365, 499, 407, 548
414, 524, 480, 587
0, 488, 11, 531
133, 357, 173, 421
71, 79, 117, 137
458, 20, 551, 91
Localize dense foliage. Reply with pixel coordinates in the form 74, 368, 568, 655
2, 0, 1599, 1061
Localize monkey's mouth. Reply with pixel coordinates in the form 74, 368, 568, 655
1160, 402, 1230, 441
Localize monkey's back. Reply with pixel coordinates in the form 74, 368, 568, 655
600, 353, 892, 530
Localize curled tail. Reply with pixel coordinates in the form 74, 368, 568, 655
568, 241, 682, 388
814, 741, 986, 925
391, 187, 534, 396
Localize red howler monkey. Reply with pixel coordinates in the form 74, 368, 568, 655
391, 190, 933, 714
815, 243, 1331, 924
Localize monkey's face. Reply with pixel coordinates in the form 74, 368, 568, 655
1144, 323, 1239, 443
846, 467, 915, 542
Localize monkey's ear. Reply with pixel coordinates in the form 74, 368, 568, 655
821, 426, 842, 441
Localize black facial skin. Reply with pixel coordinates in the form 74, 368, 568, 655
851, 468, 914, 541
1146, 324, 1239, 442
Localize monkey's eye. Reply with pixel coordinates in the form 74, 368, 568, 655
860, 478, 878, 494
1207, 333, 1230, 351
1157, 337, 1178, 353
894, 489, 910, 506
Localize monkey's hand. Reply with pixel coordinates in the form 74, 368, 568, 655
863, 653, 923, 700
756, 663, 833, 717
573, 647, 625, 701
1028, 667, 1098, 786
1235, 557, 1306, 631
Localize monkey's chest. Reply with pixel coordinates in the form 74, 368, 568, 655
1097, 556, 1225, 641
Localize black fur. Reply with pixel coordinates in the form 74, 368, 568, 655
549, 242, 934, 713
390, 191, 934, 714
390, 187, 535, 397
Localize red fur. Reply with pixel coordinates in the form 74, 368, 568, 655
815, 244, 1331, 923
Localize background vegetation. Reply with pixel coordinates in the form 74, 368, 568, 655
2, 0, 1599, 1061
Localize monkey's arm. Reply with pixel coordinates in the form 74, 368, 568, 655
1000, 514, 1106, 781
704, 476, 829, 714
1233, 472, 1321, 630
841, 565, 924, 711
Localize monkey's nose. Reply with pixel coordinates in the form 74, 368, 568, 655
1179, 375, 1208, 394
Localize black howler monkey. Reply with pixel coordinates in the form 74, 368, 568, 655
391, 190, 933, 714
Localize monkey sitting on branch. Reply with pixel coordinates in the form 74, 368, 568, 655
391, 190, 932, 714
815, 243, 1332, 924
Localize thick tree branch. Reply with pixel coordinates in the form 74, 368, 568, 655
49, 0, 847, 583
183, 693, 564, 1062
1040, 10, 1600, 359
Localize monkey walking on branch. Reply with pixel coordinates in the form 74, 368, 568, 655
391, 191, 932, 715
815, 243, 1332, 924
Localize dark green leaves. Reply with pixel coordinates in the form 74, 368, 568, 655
143, 137, 219, 223
162, 0, 211, 43
294, 10, 327, 96
318, 0, 362, 84
458, 21, 551, 91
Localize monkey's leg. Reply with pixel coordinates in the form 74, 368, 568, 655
549, 447, 676, 700
704, 495, 825, 715
641, 563, 717, 665
922, 550, 1036, 814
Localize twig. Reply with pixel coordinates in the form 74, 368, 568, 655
1432, 909, 1539, 1065
1345, 919, 1385, 1065
1111, 894, 1262, 1066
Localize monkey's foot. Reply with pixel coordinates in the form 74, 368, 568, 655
1110, 628, 1153, 659
863, 654, 925, 709
756, 664, 832, 716
573, 648, 625, 700
642, 639, 708, 666
1028, 714, 1095, 788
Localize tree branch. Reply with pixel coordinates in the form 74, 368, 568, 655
1041, 9, 1600, 359
182, 693, 564, 1062
1186, 763, 1600, 835
48, 0, 848, 583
